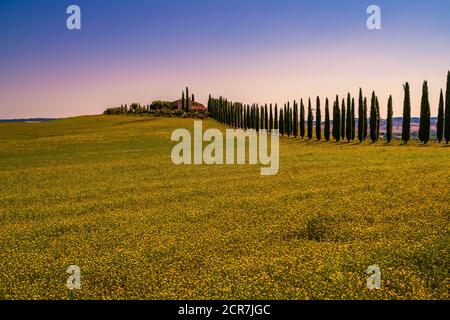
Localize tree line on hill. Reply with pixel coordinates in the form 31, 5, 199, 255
208, 71, 450, 144
103, 86, 204, 116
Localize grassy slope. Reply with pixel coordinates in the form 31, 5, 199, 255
0, 115, 448, 299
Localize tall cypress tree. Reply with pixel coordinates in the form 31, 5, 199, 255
260, 106, 265, 130
182, 91, 185, 111
346, 97, 352, 142
332, 101, 337, 140
437, 89, 444, 143
300, 99, 305, 139
402, 82, 411, 143
445, 71, 450, 144
358, 88, 364, 142
376, 96, 380, 140
186, 87, 189, 112
288, 103, 292, 136
293, 101, 299, 138
324, 98, 330, 142
316, 97, 321, 141
341, 99, 346, 140
363, 97, 368, 141
269, 103, 273, 132
334, 97, 341, 142
307, 98, 313, 140
279, 109, 284, 135
351, 98, 355, 141
387, 95, 393, 143
274, 104, 278, 130
265, 104, 269, 131
419, 81, 430, 144
370, 91, 377, 143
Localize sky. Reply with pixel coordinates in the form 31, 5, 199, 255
0, 0, 449, 119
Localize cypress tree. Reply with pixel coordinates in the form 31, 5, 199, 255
341, 99, 346, 140
293, 101, 299, 138
375, 97, 380, 141
316, 97, 321, 141
300, 99, 305, 139
346, 97, 352, 142
182, 91, 185, 111
332, 101, 336, 140
445, 71, 450, 144
192, 94, 195, 102
363, 97, 368, 141
324, 98, 330, 141
243, 105, 247, 130
370, 92, 377, 142
402, 82, 411, 143
256, 105, 260, 132
307, 99, 313, 140
280, 109, 284, 135
286, 103, 291, 137
437, 89, 444, 143
334, 97, 341, 142
207, 94, 211, 113
274, 104, 279, 130
387, 95, 393, 143
290, 104, 293, 136
351, 98, 355, 141
260, 106, 264, 130
419, 81, 430, 144
265, 104, 268, 131
358, 88, 364, 142
269, 103, 273, 132
186, 87, 189, 112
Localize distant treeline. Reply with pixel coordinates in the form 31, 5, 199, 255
103, 101, 171, 115
0, 118, 59, 123
208, 71, 450, 144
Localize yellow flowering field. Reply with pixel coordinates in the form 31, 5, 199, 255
0, 115, 448, 300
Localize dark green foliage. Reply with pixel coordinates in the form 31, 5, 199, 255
437, 89, 444, 143
351, 98, 355, 141
300, 99, 305, 139
265, 104, 269, 131
386, 95, 393, 143
182, 91, 185, 111
402, 82, 411, 143
375, 97, 380, 140
293, 101, 299, 138
150, 100, 170, 110
333, 96, 341, 142
370, 91, 377, 143
307, 98, 313, 140
274, 104, 279, 130
269, 103, 273, 132
256, 105, 260, 132
324, 98, 330, 142
185, 87, 189, 112
346, 97, 351, 142
445, 71, 450, 143
316, 97, 321, 141
358, 88, 364, 142
363, 97, 368, 141
419, 81, 430, 144
341, 99, 346, 140
279, 108, 284, 135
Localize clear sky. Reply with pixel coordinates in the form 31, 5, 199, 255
0, 0, 449, 119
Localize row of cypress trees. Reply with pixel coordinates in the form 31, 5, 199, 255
207, 72, 450, 144
181, 87, 195, 112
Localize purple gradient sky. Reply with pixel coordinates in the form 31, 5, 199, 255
0, 0, 449, 119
